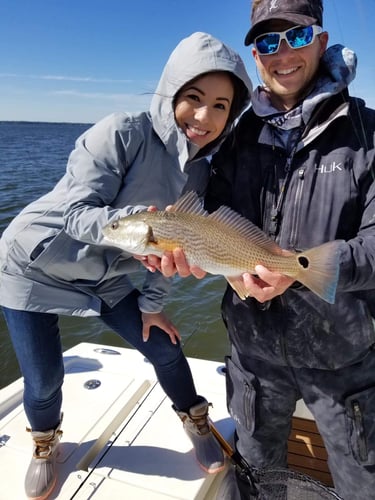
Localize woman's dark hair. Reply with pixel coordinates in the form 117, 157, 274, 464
226, 71, 250, 126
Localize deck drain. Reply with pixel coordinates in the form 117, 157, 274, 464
84, 379, 101, 390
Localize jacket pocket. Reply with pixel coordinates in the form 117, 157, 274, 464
225, 355, 257, 434
345, 386, 375, 465
25, 230, 120, 284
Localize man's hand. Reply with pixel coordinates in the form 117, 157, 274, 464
242, 265, 294, 303
141, 311, 181, 344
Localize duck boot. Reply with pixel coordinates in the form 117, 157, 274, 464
174, 396, 225, 474
24, 416, 63, 500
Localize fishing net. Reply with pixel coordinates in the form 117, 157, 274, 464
211, 424, 343, 500
246, 466, 343, 499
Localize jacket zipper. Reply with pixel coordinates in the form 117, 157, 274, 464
289, 167, 305, 247
352, 400, 368, 462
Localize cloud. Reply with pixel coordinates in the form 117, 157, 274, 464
0, 73, 132, 84
51, 89, 151, 101
39, 75, 133, 83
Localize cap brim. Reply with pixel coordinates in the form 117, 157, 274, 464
244, 14, 318, 46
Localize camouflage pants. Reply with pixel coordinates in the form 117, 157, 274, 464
225, 345, 375, 500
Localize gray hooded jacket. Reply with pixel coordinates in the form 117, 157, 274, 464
0, 32, 252, 316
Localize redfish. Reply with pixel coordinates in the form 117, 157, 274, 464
102, 192, 341, 303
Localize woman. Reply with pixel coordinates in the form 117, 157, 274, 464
0, 31, 252, 499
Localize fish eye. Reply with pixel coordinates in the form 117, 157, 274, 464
111, 221, 119, 230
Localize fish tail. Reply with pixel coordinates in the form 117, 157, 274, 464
295, 241, 341, 304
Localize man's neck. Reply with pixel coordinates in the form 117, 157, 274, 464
266, 77, 318, 112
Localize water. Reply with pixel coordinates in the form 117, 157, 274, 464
0, 121, 229, 390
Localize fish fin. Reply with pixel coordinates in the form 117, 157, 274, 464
169, 191, 208, 216
209, 206, 283, 255
171, 193, 283, 255
294, 241, 342, 304
226, 276, 249, 300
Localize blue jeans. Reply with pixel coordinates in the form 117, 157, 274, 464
2, 290, 198, 431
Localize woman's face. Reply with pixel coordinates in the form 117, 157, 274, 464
174, 72, 234, 149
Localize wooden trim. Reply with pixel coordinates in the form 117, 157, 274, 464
287, 416, 334, 487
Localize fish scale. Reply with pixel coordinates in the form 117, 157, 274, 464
147, 213, 278, 274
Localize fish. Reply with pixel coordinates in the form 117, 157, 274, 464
102, 191, 341, 303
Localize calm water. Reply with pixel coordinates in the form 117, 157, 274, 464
0, 121, 229, 389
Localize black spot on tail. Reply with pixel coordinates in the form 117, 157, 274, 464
298, 255, 309, 269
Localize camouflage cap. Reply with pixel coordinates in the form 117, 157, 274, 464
245, 0, 323, 46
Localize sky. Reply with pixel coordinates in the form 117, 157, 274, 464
1, 0, 374, 124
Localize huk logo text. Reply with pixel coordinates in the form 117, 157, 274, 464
316, 161, 343, 173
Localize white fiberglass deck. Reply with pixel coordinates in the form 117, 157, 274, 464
0, 342, 234, 499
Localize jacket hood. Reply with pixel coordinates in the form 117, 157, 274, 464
150, 31, 252, 167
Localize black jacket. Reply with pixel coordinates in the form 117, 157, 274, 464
206, 91, 375, 370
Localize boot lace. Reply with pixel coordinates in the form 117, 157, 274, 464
27, 428, 63, 459
189, 403, 213, 435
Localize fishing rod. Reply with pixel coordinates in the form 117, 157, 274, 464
209, 421, 258, 496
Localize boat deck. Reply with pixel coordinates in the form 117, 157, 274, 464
0, 343, 233, 499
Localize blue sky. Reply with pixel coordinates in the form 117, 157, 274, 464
1, 0, 374, 123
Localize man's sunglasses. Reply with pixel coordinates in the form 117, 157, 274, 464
254, 25, 323, 55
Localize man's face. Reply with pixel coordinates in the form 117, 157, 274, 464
251, 20, 328, 110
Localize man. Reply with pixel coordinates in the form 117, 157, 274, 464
151, 1, 375, 498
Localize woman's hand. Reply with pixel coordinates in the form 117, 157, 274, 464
134, 254, 161, 273
159, 248, 206, 279
136, 248, 206, 279
141, 311, 181, 344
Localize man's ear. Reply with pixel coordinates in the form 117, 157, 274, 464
319, 31, 329, 57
